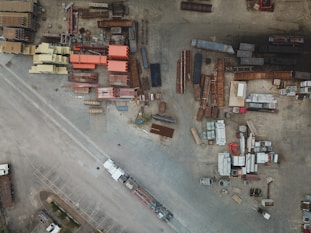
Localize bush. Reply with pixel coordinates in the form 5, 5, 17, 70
58, 211, 66, 220
51, 202, 59, 212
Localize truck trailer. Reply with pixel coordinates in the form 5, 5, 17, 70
103, 159, 173, 222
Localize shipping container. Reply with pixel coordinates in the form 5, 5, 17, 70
193, 53, 202, 84
180, 1, 212, 13
150, 63, 161, 87
268, 45, 300, 54
240, 57, 264, 66
239, 43, 255, 51
270, 57, 296, 66
237, 50, 252, 58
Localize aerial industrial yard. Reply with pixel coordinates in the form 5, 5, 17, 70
0, 0, 310, 233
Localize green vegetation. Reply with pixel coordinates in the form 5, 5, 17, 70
50, 202, 58, 212
50, 202, 80, 229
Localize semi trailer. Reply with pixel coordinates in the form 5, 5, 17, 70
103, 159, 173, 222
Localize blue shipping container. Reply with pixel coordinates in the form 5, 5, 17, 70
193, 53, 202, 84
150, 63, 161, 87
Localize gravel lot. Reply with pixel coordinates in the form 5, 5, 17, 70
0, 1, 310, 233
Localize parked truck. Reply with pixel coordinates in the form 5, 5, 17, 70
103, 159, 173, 222
257, 207, 271, 220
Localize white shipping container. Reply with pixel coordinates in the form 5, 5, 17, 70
300, 81, 307, 87
300, 87, 311, 93
273, 153, 278, 163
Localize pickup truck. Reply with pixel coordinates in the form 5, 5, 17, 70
257, 207, 271, 220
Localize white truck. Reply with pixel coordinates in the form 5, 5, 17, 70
46, 223, 61, 233
257, 207, 271, 220
0, 164, 9, 176
103, 159, 128, 182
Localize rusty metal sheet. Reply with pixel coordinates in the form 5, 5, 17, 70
234, 71, 293, 81
150, 124, 174, 138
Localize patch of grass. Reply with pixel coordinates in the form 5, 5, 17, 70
50, 202, 58, 212
58, 211, 66, 220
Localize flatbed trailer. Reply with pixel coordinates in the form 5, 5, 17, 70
68, 72, 98, 83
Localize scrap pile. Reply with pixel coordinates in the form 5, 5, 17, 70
218, 120, 279, 180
